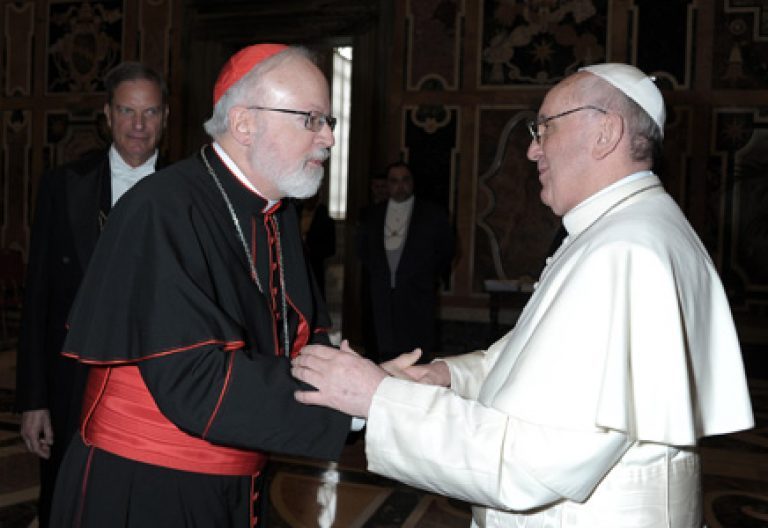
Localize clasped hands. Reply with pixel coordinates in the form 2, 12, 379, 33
291, 340, 449, 418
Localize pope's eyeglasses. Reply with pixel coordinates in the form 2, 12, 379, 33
247, 106, 337, 132
527, 105, 607, 144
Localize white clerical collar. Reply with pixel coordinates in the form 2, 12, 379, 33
563, 170, 659, 236
108, 145, 158, 205
109, 144, 157, 174
575, 170, 653, 210
387, 195, 415, 211
384, 195, 414, 250
212, 142, 278, 211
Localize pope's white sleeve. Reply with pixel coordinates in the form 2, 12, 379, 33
366, 377, 631, 511
440, 332, 512, 399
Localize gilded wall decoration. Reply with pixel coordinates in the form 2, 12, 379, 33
47, 0, 122, 93
480, 0, 607, 86
714, 0, 768, 89
406, 0, 464, 90
474, 107, 559, 290
402, 105, 458, 214
712, 108, 768, 308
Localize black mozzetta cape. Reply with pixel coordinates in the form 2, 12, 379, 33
61, 145, 350, 460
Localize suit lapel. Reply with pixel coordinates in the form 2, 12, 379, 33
68, 153, 110, 269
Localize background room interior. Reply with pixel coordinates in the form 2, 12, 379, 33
0, 1, 766, 527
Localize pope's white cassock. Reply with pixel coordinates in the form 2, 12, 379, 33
364, 172, 754, 528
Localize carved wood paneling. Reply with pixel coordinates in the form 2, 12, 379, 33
630, 0, 695, 89
405, 0, 465, 90
401, 105, 459, 213
46, 1, 123, 93
4, 2, 34, 97
138, 0, 173, 76
715, 0, 768, 90
479, 0, 608, 87
2, 110, 31, 251
474, 106, 559, 289
712, 107, 768, 309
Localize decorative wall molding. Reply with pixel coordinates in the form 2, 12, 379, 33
714, 0, 768, 89
46, 0, 123, 94
406, 0, 465, 91
401, 104, 459, 216
478, 0, 608, 87
2, 110, 31, 252
473, 105, 558, 291
629, 0, 697, 90
712, 107, 768, 309
4, 2, 34, 98
138, 0, 173, 75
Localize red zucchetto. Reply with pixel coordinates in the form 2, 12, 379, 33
212, 43, 288, 106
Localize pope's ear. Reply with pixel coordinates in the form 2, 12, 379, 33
592, 112, 623, 159
228, 106, 254, 145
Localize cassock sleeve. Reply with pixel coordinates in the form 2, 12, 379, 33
64, 177, 350, 460
139, 344, 350, 460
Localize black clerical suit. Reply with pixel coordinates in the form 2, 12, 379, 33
358, 198, 454, 362
14, 149, 163, 527
297, 201, 336, 299
49, 145, 350, 527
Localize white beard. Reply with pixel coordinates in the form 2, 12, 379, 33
275, 159, 325, 199
250, 136, 328, 199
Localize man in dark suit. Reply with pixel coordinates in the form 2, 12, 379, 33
298, 193, 336, 300
358, 161, 455, 363
14, 61, 168, 527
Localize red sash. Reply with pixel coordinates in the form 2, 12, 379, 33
81, 365, 267, 476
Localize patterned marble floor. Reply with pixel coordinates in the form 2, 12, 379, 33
1, 341, 767, 527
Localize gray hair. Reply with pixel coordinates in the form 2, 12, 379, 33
574, 73, 662, 163
203, 46, 315, 140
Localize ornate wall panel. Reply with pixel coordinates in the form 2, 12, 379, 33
630, 0, 695, 88
712, 107, 768, 309
4, 2, 34, 97
405, 0, 465, 90
47, 0, 123, 93
714, 0, 768, 89
658, 106, 694, 211
401, 105, 459, 214
473, 106, 559, 291
138, 0, 173, 77
1, 110, 31, 250
479, 0, 608, 86
45, 110, 108, 165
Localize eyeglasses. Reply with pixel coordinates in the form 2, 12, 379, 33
246, 106, 337, 132
527, 105, 607, 144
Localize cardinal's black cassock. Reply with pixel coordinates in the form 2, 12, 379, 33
50, 144, 350, 527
